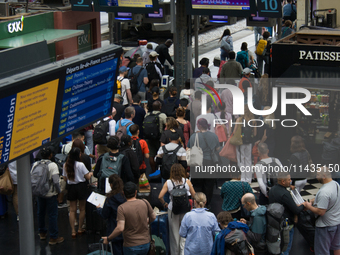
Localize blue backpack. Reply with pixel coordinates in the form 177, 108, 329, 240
236, 51, 249, 69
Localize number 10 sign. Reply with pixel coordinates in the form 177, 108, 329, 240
257, 0, 282, 18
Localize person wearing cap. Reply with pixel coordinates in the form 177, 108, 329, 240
187, 118, 220, 208
220, 51, 243, 80
102, 182, 156, 255
112, 94, 126, 122
239, 67, 253, 98
155, 39, 174, 67
145, 51, 164, 86
117, 66, 132, 106
193, 57, 210, 79
33, 147, 64, 245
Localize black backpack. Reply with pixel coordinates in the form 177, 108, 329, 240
145, 62, 163, 85
161, 99, 177, 118
161, 145, 181, 180
225, 229, 254, 255
143, 113, 161, 139
132, 138, 144, 167
290, 4, 297, 21
93, 119, 110, 144
170, 179, 190, 215
129, 67, 144, 95
258, 158, 281, 188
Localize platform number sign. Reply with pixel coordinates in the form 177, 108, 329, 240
257, 0, 282, 18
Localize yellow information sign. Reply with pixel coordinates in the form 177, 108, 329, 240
118, 0, 153, 7
9, 80, 59, 160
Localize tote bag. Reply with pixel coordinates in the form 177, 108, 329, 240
186, 133, 203, 166
0, 168, 13, 195
219, 135, 237, 162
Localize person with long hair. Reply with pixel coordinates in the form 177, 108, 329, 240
63, 147, 93, 238
219, 29, 233, 61
176, 107, 192, 148
236, 42, 250, 69
289, 135, 311, 192
160, 117, 185, 147
234, 105, 257, 183
158, 164, 195, 255
72, 138, 91, 171
96, 174, 126, 255
179, 192, 220, 255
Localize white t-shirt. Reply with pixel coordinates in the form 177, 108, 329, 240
117, 76, 130, 105
167, 177, 190, 211
32, 160, 59, 197
97, 117, 116, 136
255, 157, 283, 196
63, 161, 89, 184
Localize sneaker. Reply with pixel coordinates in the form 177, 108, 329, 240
49, 237, 64, 245
39, 233, 47, 240
58, 203, 68, 209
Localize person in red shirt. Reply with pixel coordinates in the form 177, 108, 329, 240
130, 124, 149, 174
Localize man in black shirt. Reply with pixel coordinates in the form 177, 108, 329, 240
155, 39, 174, 67
268, 172, 307, 255
112, 94, 126, 122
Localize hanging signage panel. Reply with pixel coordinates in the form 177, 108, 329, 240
257, 0, 282, 18
93, 0, 159, 14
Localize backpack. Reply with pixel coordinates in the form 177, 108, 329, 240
255, 39, 268, 56
143, 113, 161, 139
162, 98, 177, 118
116, 120, 133, 141
132, 138, 144, 167
161, 145, 181, 180
236, 51, 249, 69
225, 229, 254, 255
98, 153, 124, 192
289, 4, 297, 21
145, 62, 163, 85
30, 160, 52, 197
116, 77, 127, 97
129, 67, 144, 95
266, 203, 289, 254
257, 158, 282, 189
170, 179, 190, 215
93, 119, 110, 145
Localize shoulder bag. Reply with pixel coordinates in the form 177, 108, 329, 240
0, 167, 13, 195
186, 133, 204, 166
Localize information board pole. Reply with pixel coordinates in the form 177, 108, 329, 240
17, 155, 35, 255
194, 15, 199, 69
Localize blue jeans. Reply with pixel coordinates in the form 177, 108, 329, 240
37, 195, 58, 239
162, 178, 170, 204
282, 227, 294, 255
123, 243, 150, 255
220, 49, 229, 61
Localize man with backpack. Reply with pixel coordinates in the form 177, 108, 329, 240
128, 57, 148, 100
143, 101, 166, 172
117, 66, 132, 107
31, 147, 64, 245
283, 0, 297, 22
145, 51, 164, 86
155, 130, 187, 181
240, 193, 267, 255
254, 142, 283, 205
255, 31, 271, 75
115, 106, 135, 138
268, 172, 307, 255
161, 86, 180, 118
130, 124, 149, 175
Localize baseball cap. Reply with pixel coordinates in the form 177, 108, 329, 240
114, 94, 123, 101
243, 67, 252, 75
119, 66, 130, 73
149, 51, 159, 57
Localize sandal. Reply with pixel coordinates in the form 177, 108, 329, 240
72, 232, 77, 239
77, 229, 86, 235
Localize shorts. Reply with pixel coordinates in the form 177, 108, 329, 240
67, 182, 88, 201
315, 224, 340, 254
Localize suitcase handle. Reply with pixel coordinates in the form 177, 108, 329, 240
99, 239, 113, 255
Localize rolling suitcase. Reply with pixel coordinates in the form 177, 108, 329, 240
150, 183, 165, 210
151, 235, 166, 255
149, 170, 161, 183
87, 240, 113, 255
151, 213, 169, 255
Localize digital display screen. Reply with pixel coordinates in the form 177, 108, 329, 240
115, 12, 132, 20
191, 0, 251, 10
249, 13, 269, 21
209, 15, 229, 23
94, 0, 159, 13
0, 45, 121, 165
146, 8, 163, 18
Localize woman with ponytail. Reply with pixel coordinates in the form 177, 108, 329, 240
63, 147, 93, 238
179, 192, 220, 255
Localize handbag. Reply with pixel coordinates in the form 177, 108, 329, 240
219, 135, 237, 162
139, 173, 151, 192
0, 167, 13, 195
59, 176, 67, 194
186, 133, 203, 166
229, 124, 243, 146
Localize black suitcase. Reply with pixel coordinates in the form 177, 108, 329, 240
149, 170, 161, 183
150, 183, 165, 210
296, 211, 315, 250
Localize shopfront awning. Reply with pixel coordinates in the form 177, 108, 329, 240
0, 29, 84, 48
276, 65, 340, 90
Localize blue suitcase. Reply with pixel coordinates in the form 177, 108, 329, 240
151, 213, 169, 255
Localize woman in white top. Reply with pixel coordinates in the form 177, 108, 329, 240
63, 147, 93, 238
159, 164, 195, 255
